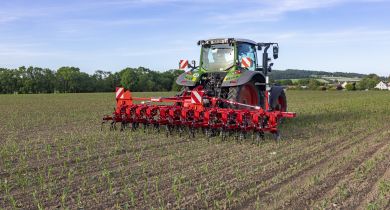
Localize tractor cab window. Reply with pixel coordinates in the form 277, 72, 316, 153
238, 43, 256, 70
201, 44, 234, 71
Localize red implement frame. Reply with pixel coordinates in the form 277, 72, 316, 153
102, 87, 296, 140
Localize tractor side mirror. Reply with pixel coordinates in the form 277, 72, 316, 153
268, 63, 274, 72
273, 46, 279, 59
191, 60, 196, 68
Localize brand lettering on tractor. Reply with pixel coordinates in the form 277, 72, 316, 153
179, 59, 188, 70
241, 57, 252, 68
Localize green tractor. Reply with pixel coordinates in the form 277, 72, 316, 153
176, 38, 287, 111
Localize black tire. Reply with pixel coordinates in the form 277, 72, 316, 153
271, 90, 287, 112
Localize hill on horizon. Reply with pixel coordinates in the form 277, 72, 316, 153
271, 69, 367, 80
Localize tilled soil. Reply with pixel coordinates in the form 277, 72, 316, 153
0, 91, 389, 209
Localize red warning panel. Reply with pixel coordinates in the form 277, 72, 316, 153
241, 57, 252, 68
116, 87, 124, 99
179, 59, 189, 70
191, 90, 203, 104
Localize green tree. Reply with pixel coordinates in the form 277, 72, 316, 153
170, 70, 185, 91
120, 67, 140, 91
297, 78, 310, 86
56, 67, 77, 92
345, 83, 355, 91
0, 68, 16, 93
281, 79, 293, 86
93, 70, 114, 92
308, 79, 321, 90
56, 66, 91, 93
356, 74, 380, 90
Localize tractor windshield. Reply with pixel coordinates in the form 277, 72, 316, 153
201, 44, 234, 71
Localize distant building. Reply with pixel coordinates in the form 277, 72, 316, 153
336, 83, 343, 90
375, 81, 389, 90
341, 81, 348, 89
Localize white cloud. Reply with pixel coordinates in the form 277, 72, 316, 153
284, 28, 390, 44
211, 0, 342, 23
0, 43, 55, 57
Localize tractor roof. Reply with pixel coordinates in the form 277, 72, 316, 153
234, 38, 257, 45
197, 38, 257, 46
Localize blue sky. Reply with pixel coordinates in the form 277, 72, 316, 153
0, 0, 389, 76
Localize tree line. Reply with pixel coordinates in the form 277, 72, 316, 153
1, 66, 388, 94
0, 66, 184, 94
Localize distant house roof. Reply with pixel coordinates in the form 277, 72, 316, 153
375, 81, 388, 90
341, 81, 348, 88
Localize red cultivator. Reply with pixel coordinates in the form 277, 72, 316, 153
102, 86, 296, 142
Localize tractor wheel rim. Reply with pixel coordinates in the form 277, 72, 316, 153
238, 84, 259, 106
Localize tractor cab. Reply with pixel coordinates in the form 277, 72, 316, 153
176, 38, 279, 90
199, 38, 258, 72
175, 38, 283, 110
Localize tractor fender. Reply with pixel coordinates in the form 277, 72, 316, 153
221, 71, 265, 87
269, 86, 286, 109
176, 72, 195, 86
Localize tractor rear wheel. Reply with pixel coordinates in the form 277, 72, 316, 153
228, 81, 261, 107
272, 90, 287, 112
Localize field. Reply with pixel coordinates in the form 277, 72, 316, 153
1, 91, 389, 209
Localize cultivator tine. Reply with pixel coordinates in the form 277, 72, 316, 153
153, 124, 160, 133
251, 131, 255, 144
143, 123, 147, 133
259, 132, 265, 143
131, 122, 137, 131
273, 131, 281, 141
101, 121, 106, 131
120, 122, 126, 131
251, 131, 264, 145
165, 125, 173, 137
165, 125, 169, 137
178, 126, 184, 138
239, 131, 245, 143
205, 128, 211, 141
110, 121, 116, 131
234, 131, 239, 142
188, 127, 195, 139
221, 129, 227, 141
